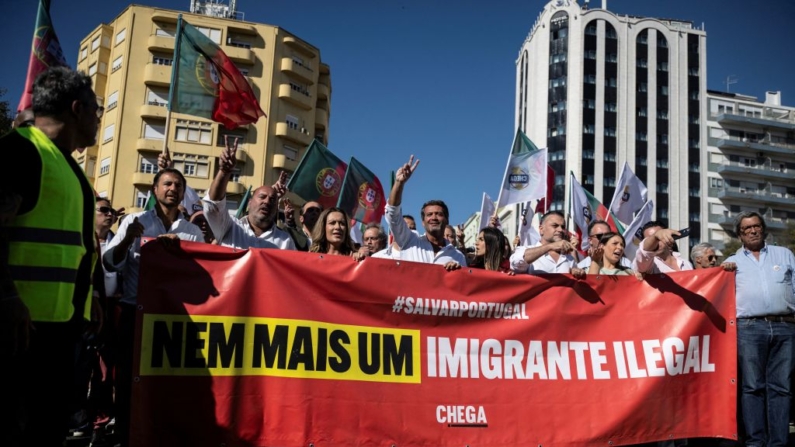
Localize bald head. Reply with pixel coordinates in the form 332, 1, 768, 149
247, 185, 278, 229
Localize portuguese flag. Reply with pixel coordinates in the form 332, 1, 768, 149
170, 16, 264, 129
18, 0, 69, 113
570, 172, 625, 251
286, 140, 347, 209
337, 157, 385, 225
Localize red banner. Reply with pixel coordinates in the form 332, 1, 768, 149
132, 240, 737, 447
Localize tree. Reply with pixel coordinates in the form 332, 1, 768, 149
0, 89, 13, 135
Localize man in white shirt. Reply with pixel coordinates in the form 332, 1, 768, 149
511, 211, 586, 277
385, 155, 466, 268
202, 142, 295, 250
631, 221, 693, 273
102, 168, 204, 445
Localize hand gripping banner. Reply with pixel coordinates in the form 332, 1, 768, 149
132, 240, 737, 447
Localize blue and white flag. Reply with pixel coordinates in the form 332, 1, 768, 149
496, 129, 548, 208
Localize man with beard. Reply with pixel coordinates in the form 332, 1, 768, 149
102, 168, 203, 446
361, 223, 387, 256
203, 143, 295, 250
385, 155, 466, 268
510, 211, 585, 277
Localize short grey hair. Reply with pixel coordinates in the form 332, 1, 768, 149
690, 242, 715, 262
32, 67, 94, 117
364, 223, 387, 245
733, 211, 766, 236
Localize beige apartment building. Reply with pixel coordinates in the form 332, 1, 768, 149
73, 4, 331, 212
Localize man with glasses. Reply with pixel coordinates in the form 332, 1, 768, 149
577, 220, 631, 269
690, 242, 719, 269
361, 223, 387, 256
0, 67, 100, 446
725, 211, 795, 447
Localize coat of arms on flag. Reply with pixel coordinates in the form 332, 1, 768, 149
316, 168, 342, 197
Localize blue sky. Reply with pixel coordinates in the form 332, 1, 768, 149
2, 0, 793, 225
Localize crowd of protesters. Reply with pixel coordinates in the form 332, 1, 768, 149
1, 67, 794, 447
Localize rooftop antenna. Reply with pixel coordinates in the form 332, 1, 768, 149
189, 0, 238, 19
725, 75, 738, 93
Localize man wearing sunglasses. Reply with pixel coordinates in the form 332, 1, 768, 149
690, 242, 718, 269
0, 67, 101, 446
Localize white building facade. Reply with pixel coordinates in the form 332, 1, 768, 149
516, 0, 707, 248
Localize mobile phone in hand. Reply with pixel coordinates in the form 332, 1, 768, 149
672, 228, 690, 240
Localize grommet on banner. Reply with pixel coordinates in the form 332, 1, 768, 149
607, 441, 613, 445
468, 269, 472, 273
729, 320, 734, 325
319, 255, 324, 259
731, 378, 736, 383
596, 275, 601, 280
308, 443, 314, 447
668, 434, 674, 439
137, 304, 143, 310
396, 262, 400, 266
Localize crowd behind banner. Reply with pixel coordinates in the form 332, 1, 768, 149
2, 61, 794, 447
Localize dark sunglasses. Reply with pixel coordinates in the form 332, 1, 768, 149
589, 232, 607, 240
96, 206, 116, 216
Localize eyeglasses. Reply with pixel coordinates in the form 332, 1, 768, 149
96, 206, 115, 216
589, 232, 607, 240
96, 105, 105, 119
706, 255, 718, 261
740, 224, 762, 234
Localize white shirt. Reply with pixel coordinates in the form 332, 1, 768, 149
632, 240, 694, 274
385, 204, 467, 266
103, 210, 204, 305
372, 245, 401, 260
99, 234, 118, 297
202, 195, 295, 250
577, 256, 632, 270
511, 242, 577, 274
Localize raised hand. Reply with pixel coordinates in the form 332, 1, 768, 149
395, 155, 420, 184
272, 171, 289, 198
218, 139, 237, 174
157, 147, 173, 170
489, 215, 500, 228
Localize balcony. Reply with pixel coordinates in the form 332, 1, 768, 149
275, 122, 312, 146
283, 36, 316, 57
273, 154, 297, 172
316, 82, 330, 100
224, 46, 255, 65
226, 181, 246, 195
718, 187, 795, 209
716, 112, 795, 132
716, 137, 795, 159
235, 147, 248, 163
133, 172, 156, 186
717, 162, 792, 181
144, 63, 172, 87
278, 84, 312, 110
136, 137, 163, 153
140, 102, 168, 119
315, 108, 328, 130
147, 34, 175, 51
280, 57, 314, 84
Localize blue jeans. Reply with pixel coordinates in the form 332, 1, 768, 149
737, 318, 795, 447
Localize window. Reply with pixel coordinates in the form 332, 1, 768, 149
116, 28, 126, 45
689, 188, 700, 197
286, 115, 299, 130
657, 184, 669, 194
604, 152, 616, 162
102, 124, 114, 143
549, 77, 567, 88
550, 151, 566, 161
637, 58, 648, 68
688, 139, 700, 149
217, 130, 246, 146
101, 36, 111, 48
549, 101, 566, 113
86, 157, 96, 177
549, 54, 567, 64
99, 158, 111, 176
605, 177, 616, 187
638, 82, 647, 93
98, 62, 107, 74
155, 25, 175, 38
656, 159, 669, 168
585, 24, 597, 35
605, 28, 617, 39
555, 175, 565, 186
112, 56, 123, 73
80, 47, 88, 60
230, 169, 241, 183
690, 91, 699, 100
583, 124, 595, 134
638, 157, 647, 166
689, 163, 700, 172
107, 91, 119, 111
175, 120, 212, 144
88, 63, 97, 76
152, 56, 173, 66
606, 53, 617, 63
147, 88, 168, 107
584, 50, 596, 60
143, 121, 165, 140
91, 36, 100, 51
636, 132, 647, 141
283, 145, 298, 161
658, 39, 668, 48
172, 153, 209, 178
583, 99, 595, 109
657, 62, 668, 72
689, 212, 700, 222
659, 85, 669, 96
136, 190, 149, 208
657, 109, 669, 120
227, 38, 252, 49
289, 81, 309, 96
637, 107, 647, 117
659, 208, 669, 219
637, 33, 648, 44
195, 26, 221, 44
582, 150, 595, 160
658, 134, 669, 145
689, 115, 700, 124
688, 68, 699, 76
140, 156, 159, 174
584, 175, 594, 185
584, 74, 596, 85
605, 78, 617, 88
604, 127, 616, 137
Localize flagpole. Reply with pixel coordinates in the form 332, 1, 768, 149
163, 14, 184, 156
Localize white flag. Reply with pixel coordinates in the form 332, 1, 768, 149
569, 172, 592, 250
496, 129, 548, 208
479, 192, 496, 230
622, 200, 654, 260
349, 219, 364, 245
609, 162, 648, 225
181, 185, 202, 216
519, 201, 541, 246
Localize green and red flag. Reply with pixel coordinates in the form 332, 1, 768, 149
18, 0, 69, 113
570, 172, 625, 251
337, 157, 385, 225
286, 140, 347, 209
170, 16, 264, 129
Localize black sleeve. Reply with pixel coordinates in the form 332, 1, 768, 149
0, 131, 42, 215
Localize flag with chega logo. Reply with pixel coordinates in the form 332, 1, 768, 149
622, 200, 654, 260
570, 172, 625, 251
18, 0, 69, 113
496, 129, 548, 208
286, 140, 348, 209
337, 157, 385, 225
170, 16, 265, 129
608, 162, 648, 226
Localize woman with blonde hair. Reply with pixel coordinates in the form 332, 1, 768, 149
309, 207, 364, 261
